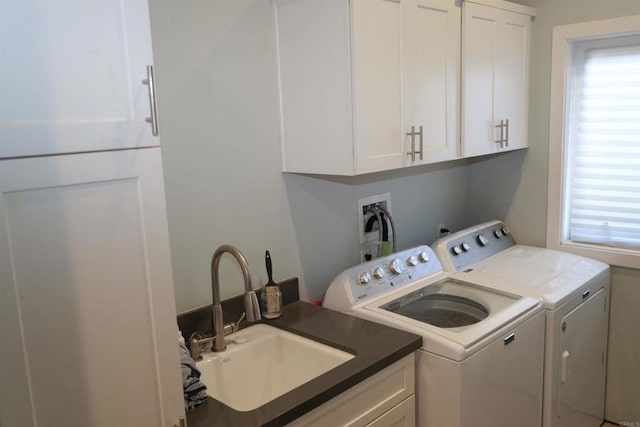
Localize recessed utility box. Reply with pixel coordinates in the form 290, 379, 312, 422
357, 193, 391, 261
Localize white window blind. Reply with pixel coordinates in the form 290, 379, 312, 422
565, 37, 640, 249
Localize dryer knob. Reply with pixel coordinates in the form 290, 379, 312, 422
389, 259, 404, 275
477, 234, 489, 247
451, 245, 463, 255
372, 267, 385, 279
406, 255, 418, 267
418, 251, 430, 263
357, 272, 371, 285
461, 242, 471, 252
502, 226, 511, 235
494, 229, 503, 238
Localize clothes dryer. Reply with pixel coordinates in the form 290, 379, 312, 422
323, 245, 545, 427
432, 220, 610, 427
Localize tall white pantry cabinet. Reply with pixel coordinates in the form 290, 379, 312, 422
0, 2, 185, 427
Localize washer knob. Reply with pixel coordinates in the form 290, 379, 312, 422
451, 245, 463, 255
494, 229, 503, 238
461, 242, 471, 252
389, 259, 404, 275
418, 252, 430, 263
406, 255, 418, 267
477, 234, 489, 247
502, 226, 510, 235
372, 267, 385, 279
357, 272, 371, 285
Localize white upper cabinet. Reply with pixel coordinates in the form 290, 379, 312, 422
0, 1, 159, 158
462, 0, 534, 157
275, 0, 460, 175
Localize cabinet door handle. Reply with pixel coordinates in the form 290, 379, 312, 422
142, 65, 159, 136
495, 120, 504, 148
406, 126, 423, 161
417, 125, 423, 160
504, 119, 509, 147
406, 126, 416, 161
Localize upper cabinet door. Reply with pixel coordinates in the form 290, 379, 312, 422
402, 0, 460, 165
275, 0, 460, 175
352, 0, 405, 174
0, 1, 158, 158
462, 1, 533, 158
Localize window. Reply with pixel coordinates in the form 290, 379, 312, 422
548, 15, 640, 268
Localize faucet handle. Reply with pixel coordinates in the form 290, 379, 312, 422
223, 312, 246, 335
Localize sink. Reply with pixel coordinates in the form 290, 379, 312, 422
196, 323, 354, 411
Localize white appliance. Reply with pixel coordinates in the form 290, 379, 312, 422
432, 220, 610, 427
323, 245, 546, 427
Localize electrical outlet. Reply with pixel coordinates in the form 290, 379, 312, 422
357, 193, 391, 245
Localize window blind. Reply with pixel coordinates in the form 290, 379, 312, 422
567, 42, 640, 249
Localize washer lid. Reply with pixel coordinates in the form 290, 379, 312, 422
362, 277, 541, 360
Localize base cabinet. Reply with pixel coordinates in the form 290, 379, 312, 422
0, 148, 184, 427
462, 0, 534, 157
286, 354, 415, 427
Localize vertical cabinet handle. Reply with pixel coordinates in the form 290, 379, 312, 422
406, 125, 424, 161
504, 119, 509, 147
174, 416, 186, 427
406, 126, 416, 161
417, 125, 423, 160
495, 119, 505, 148
142, 65, 159, 136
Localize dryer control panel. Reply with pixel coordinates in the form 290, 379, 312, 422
432, 220, 516, 272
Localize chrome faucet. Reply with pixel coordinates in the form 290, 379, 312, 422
209, 244, 261, 352
189, 245, 261, 358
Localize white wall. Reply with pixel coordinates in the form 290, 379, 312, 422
467, 0, 640, 422
148, 0, 469, 312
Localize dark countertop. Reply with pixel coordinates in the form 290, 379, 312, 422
186, 301, 422, 427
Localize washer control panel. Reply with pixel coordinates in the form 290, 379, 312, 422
432, 221, 516, 272
346, 246, 443, 302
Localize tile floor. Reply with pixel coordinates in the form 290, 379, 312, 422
603, 422, 618, 426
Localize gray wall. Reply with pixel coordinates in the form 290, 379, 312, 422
149, 0, 469, 312
467, 0, 640, 421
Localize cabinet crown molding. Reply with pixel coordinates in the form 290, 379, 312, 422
464, 0, 536, 17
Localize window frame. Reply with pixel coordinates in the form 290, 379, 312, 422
547, 14, 640, 269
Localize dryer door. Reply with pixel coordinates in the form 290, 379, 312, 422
556, 288, 608, 427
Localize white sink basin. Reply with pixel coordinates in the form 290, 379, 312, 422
196, 323, 354, 411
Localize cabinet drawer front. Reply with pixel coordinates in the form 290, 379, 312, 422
287, 354, 415, 427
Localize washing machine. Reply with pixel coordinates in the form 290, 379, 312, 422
432, 220, 610, 427
323, 245, 545, 427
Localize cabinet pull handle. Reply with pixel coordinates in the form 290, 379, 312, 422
174, 416, 186, 427
417, 125, 424, 160
495, 120, 504, 148
406, 126, 423, 161
142, 65, 159, 137
406, 126, 416, 161
504, 119, 509, 147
